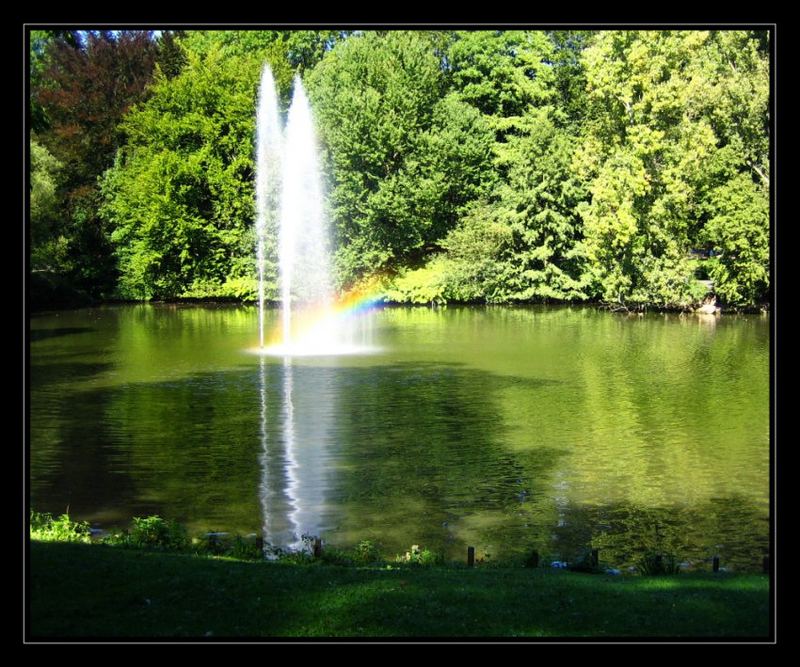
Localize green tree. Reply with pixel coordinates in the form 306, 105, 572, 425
307, 31, 495, 286
155, 30, 188, 79
439, 114, 589, 304
577, 30, 769, 308
431, 31, 589, 304
30, 139, 67, 272
446, 30, 554, 136
101, 45, 270, 300
695, 30, 770, 306
437, 205, 514, 302
701, 174, 769, 306
179, 30, 347, 99
100, 30, 348, 301
547, 30, 595, 127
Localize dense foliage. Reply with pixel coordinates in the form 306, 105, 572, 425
31, 31, 161, 300
100, 46, 265, 300
30, 510, 92, 543
306, 31, 496, 284
29, 29, 771, 309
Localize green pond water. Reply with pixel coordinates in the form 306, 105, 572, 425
29, 304, 770, 571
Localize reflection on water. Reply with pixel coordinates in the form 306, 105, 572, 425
259, 357, 338, 551
29, 305, 770, 570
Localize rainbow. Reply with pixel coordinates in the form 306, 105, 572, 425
264, 279, 386, 352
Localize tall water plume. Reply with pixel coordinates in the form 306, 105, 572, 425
255, 64, 282, 348
278, 75, 333, 347
254, 68, 377, 357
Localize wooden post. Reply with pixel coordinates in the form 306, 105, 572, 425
525, 550, 539, 568
655, 554, 663, 570
255, 536, 264, 551
591, 549, 599, 568
467, 546, 475, 567
313, 537, 322, 558
763, 555, 769, 574
713, 555, 720, 572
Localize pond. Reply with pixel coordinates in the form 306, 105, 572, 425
29, 304, 770, 571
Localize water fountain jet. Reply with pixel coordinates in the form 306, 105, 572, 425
254, 64, 282, 349
253, 69, 380, 357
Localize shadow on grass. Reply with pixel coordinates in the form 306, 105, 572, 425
29, 541, 770, 640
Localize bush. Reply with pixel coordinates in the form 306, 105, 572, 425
114, 516, 189, 551
637, 552, 681, 575
382, 263, 447, 305
352, 540, 382, 565
179, 276, 261, 302
30, 511, 92, 543
396, 544, 443, 566
195, 534, 264, 560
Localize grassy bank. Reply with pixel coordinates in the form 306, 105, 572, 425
28, 541, 770, 639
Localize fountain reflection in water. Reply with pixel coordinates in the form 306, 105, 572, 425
258, 358, 338, 553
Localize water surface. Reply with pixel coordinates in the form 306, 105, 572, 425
29, 304, 770, 570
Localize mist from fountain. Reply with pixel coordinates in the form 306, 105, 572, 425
253, 68, 379, 357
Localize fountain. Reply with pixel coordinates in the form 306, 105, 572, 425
255, 66, 378, 553
254, 64, 282, 350
253, 66, 379, 356
278, 75, 335, 350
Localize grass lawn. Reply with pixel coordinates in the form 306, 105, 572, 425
28, 541, 770, 639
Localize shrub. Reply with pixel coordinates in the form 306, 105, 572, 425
396, 544, 443, 566
121, 516, 189, 551
30, 510, 92, 543
637, 552, 681, 575
352, 540, 382, 565
382, 263, 447, 305
193, 534, 264, 560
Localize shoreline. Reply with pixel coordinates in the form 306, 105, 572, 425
29, 296, 771, 316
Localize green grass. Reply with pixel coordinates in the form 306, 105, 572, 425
28, 541, 770, 639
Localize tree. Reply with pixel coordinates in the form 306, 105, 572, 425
31, 28, 769, 309
35, 31, 159, 187
547, 30, 594, 128
30, 139, 66, 272
432, 31, 589, 303
100, 30, 352, 301
179, 30, 348, 98
701, 174, 769, 306
446, 30, 554, 134
101, 44, 270, 300
576, 30, 769, 308
694, 30, 770, 306
307, 31, 495, 286
155, 30, 188, 80
32, 30, 160, 299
